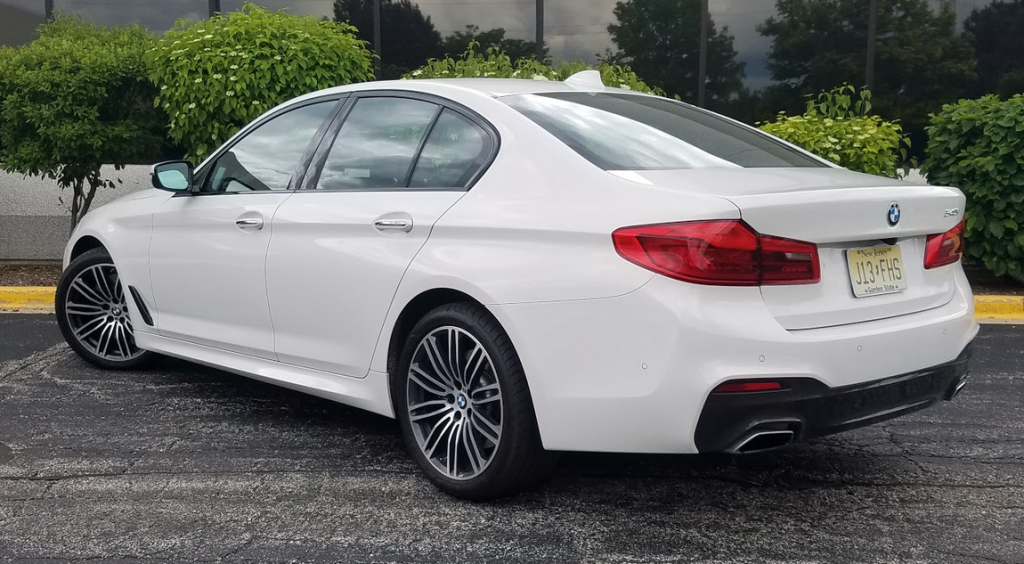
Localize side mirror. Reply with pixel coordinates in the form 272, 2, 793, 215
151, 160, 194, 193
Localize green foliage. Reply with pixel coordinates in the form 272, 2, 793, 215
334, 0, 443, 79
759, 85, 910, 178
0, 15, 165, 231
444, 25, 546, 63
758, 0, 975, 150
403, 44, 662, 95
923, 95, 1024, 282
607, 0, 746, 109
148, 3, 374, 162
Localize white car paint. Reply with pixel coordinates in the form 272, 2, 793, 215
64, 78, 978, 454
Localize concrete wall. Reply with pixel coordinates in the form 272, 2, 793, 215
1, 165, 149, 262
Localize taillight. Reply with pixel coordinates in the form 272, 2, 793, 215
612, 220, 820, 286
924, 219, 965, 269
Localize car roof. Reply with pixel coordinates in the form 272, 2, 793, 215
305, 77, 647, 100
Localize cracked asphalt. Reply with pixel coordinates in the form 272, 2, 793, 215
0, 315, 1021, 563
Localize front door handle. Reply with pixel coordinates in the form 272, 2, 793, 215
373, 218, 412, 233
236, 217, 263, 230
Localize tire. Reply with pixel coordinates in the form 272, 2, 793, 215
394, 302, 557, 500
55, 248, 156, 370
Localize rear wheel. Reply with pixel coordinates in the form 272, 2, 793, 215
395, 302, 556, 500
56, 248, 156, 370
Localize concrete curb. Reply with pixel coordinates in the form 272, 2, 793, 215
3, 286, 1023, 322
0, 286, 56, 313
974, 295, 1024, 323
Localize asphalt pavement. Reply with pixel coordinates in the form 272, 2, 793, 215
0, 315, 1021, 563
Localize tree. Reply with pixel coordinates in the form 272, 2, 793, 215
607, 0, 746, 109
0, 16, 165, 232
333, 0, 444, 79
758, 0, 975, 147
147, 4, 373, 162
443, 25, 546, 62
964, 0, 1024, 98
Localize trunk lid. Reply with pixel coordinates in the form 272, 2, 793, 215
630, 168, 966, 330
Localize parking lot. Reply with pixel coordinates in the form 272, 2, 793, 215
1, 314, 1021, 563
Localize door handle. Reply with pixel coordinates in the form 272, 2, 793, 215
373, 218, 412, 233
236, 217, 263, 230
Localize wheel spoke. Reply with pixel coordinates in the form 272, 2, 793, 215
446, 420, 462, 477
423, 413, 456, 459
471, 394, 501, 406
65, 302, 105, 316
469, 411, 501, 445
424, 335, 458, 389
94, 321, 116, 356
91, 267, 115, 302
409, 364, 450, 396
73, 315, 107, 341
464, 344, 486, 390
116, 323, 134, 358
447, 328, 460, 388
410, 403, 454, 423
462, 420, 483, 475
470, 382, 500, 397
71, 278, 107, 306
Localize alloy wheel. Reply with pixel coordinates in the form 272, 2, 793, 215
406, 326, 503, 481
63, 263, 143, 361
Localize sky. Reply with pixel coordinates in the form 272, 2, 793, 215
0, 0, 1000, 89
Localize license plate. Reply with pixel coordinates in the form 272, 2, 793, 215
846, 245, 909, 298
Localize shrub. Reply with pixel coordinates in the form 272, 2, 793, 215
147, 3, 374, 162
403, 44, 662, 95
923, 95, 1024, 282
0, 16, 165, 231
759, 85, 910, 179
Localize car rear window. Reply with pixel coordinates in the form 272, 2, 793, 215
501, 92, 825, 170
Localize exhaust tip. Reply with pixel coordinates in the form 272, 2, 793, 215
727, 429, 795, 454
946, 375, 968, 401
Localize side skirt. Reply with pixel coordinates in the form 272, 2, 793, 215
135, 331, 395, 418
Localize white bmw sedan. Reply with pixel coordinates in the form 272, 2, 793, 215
57, 72, 978, 500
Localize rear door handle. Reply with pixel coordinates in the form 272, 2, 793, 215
373, 218, 412, 233
236, 217, 264, 230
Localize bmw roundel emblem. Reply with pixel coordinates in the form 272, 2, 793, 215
887, 203, 901, 227
457, 394, 467, 408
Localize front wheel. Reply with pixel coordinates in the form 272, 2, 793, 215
395, 302, 557, 500
55, 248, 156, 370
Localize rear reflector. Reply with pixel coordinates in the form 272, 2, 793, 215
612, 220, 820, 286
713, 381, 784, 393
924, 219, 965, 269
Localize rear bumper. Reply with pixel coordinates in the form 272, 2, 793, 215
694, 345, 972, 453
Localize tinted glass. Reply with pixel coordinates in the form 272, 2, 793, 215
502, 92, 824, 170
203, 101, 335, 193
409, 110, 491, 189
317, 97, 439, 190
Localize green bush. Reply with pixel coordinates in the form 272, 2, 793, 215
147, 3, 374, 162
0, 16, 165, 231
403, 44, 662, 95
923, 95, 1024, 282
759, 85, 910, 179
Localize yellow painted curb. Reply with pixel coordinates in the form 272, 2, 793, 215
974, 295, 1024, 322
0, 286, 56, 313
2, 287, 1024, 322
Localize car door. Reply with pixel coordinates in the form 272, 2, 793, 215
266, 94, 497, 377
148, 98, 341, 359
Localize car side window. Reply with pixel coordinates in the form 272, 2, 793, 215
409, 109, 492, 189
316, 97, 439, 190
202, 101, 336, 194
